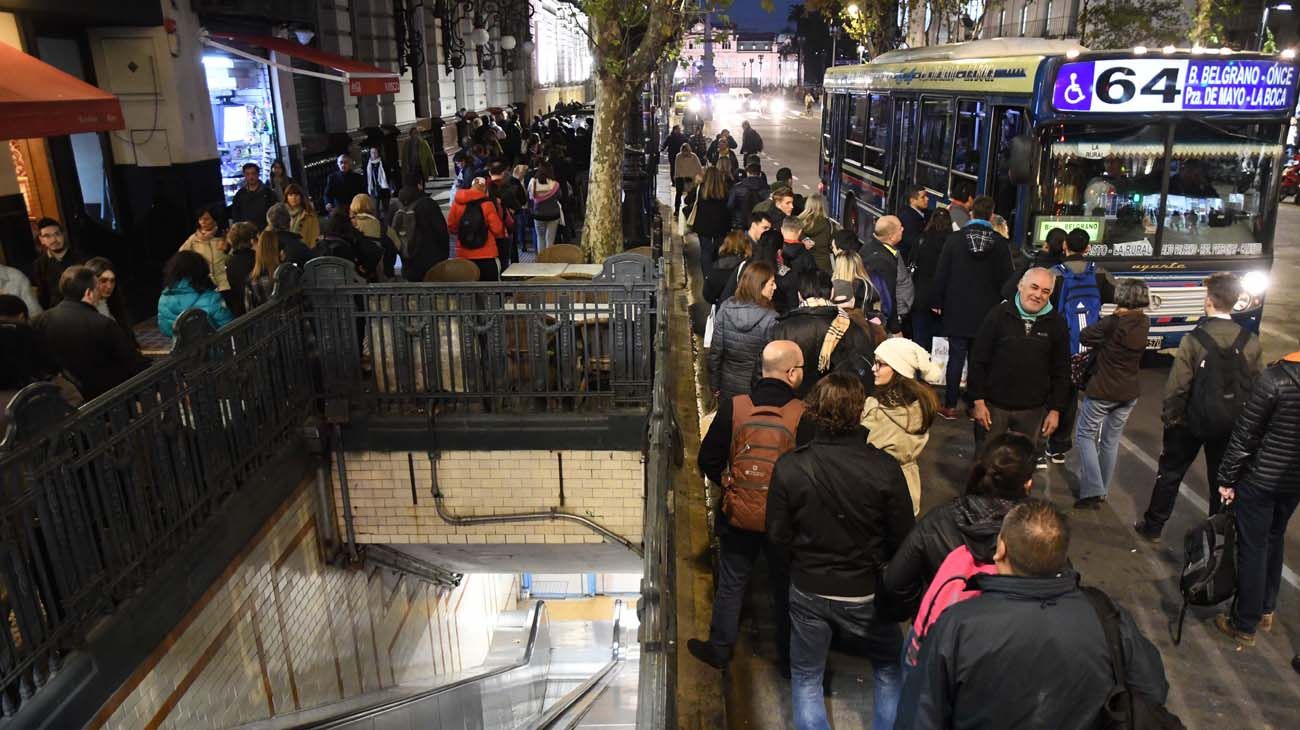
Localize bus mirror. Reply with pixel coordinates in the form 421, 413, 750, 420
1008, 134, 1037, 185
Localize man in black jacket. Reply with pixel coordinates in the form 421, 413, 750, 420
228, 163, 279, 225
768, 270, 875, 397
1213, 347, 1300, 646
897, 500, 1169, 730
767, 372, 915, 730
967, 267, 1070, 454
728, 163, 772, 228
864, 215, 914, 334
32, 267, 146, 401
931, 195, 1014, 419
31, 218, 87, 310
897, 185, 929, 263
689, 340, 814, 672
393, 185, 450, 281
323, 154, 367, 214
740, 120, 764, 156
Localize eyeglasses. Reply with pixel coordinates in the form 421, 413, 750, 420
871, 360, 887, 370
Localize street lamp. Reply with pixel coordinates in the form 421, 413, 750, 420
1259, 2, 1294, 51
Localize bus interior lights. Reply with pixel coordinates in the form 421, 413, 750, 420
1282, 48, 1297, 59
1192, 45, 1206, 54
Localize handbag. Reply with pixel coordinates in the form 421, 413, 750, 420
703, 305, 717, 348
677, 190, 699, 237
1071, 348, 1099, 389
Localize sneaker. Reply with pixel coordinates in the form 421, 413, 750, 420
1047, 450, 1067, 465
1214, 614, 1256, 647
937, 406, 959, 421
1073, 496, 1103, 510
1260, 612, 1275, 632
1036, 455, 1050, 470
686, 638, 730, 669
1132, 521, 1162, 544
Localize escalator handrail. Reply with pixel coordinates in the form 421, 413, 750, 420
299, 600, 550, 729
528, 599, 624, 730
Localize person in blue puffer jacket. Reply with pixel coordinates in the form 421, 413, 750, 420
157, 250, 233, 338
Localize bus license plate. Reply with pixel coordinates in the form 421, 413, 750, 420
1146, 336, 1164, 350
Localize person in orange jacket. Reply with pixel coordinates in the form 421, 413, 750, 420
447, 176, 507, 281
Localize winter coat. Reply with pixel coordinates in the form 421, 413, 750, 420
740, 127, 764, 156
31, 300, 146, 401
288, 206, 321, 248
229, 184, 278, 226
1080, 310, 1149, 403
674, 150, 704, 182
156, 279, 234, 337
880, 494, 1020, 620
0, 320, 54, 390
911, 230, 946, 314
708, 299, 777, 400
931, 222, 1014, 338
275, 230, 315, 269
1217, 353, 1300, 494
703, 255, 744, 306
769, 304, 876, 397
798, 214, 835, 273
224, 248, 256, 317
896, 572, 1169, 730
33, 248, 86, 310
1163, 317, 1263, 426
727, 176, 771, 228
968, 300, 1071, 412
698, 377, 816, 485
323, 170, 366, 213
179, 232, 230, 291
690, 194, 732, 239
862, 398, 930, 515
898, 205, 928, 262
766, 426, 915, 598
397, 195, 450, 281
863, 237, 913, 331
447, 188, 506, 261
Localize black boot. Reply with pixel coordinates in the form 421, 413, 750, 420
687, 638, 730, 670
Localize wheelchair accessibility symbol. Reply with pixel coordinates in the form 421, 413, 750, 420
1062, 73, 1086, 105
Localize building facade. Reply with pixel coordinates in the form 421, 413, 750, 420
675, 23, 799, 89
0, 0, 591, 314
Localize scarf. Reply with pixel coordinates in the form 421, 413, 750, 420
1014, 293, 1054, 321
801, 297, 834, 308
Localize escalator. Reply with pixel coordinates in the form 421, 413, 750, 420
251, 599, 633, 730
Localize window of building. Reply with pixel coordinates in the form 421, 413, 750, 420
999, 8, 1006, 34
952, 100, 985, 176
916, 99, 952, 191
1043, 0, 1054, 34
1019, 5, 1029, 36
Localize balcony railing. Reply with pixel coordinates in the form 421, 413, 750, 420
0, 255, 660, 719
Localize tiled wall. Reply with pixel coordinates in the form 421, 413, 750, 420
90, 484, 518, 730
335, 450, 645, 546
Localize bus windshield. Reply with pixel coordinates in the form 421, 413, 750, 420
1035, 119, 1281, 258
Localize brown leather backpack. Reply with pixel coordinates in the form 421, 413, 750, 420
722, 395, 806, 532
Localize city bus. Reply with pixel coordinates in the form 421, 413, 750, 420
820, 39, 1299, 348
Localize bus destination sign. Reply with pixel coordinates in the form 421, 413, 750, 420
1052, 58, 1297, 113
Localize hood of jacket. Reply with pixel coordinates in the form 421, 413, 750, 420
952, 495, 1020, 563
718, 299, 774, 333
960, 222, 1001, 256
454, 188, 489, 204
714, 254, 743, 271
163, 279, 200, 297
778, 304, 839, 323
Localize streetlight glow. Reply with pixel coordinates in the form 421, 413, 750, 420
847, 3, 860, 16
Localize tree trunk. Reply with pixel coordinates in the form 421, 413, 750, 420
582, 76, 636, 262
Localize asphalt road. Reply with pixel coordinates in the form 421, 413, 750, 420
673, 104, 1300, 728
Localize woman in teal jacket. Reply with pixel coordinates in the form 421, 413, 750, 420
157, 250, 234, 337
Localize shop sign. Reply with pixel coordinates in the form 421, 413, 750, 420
1052, 58, 1297, 113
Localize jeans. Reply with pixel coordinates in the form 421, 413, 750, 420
1075, 396, 1137, 500
705, 521, 791, 663
1230, 484, 1300, 634
515, 208, 534, 252
698, 234, 722, 280
534, 219, 560, 251
974, 404, 1046, 452
1141, 424, 1229, 532
943, 336, 973, 408
788, 584, 902, 730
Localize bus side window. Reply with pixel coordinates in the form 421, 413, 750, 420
916, 99, 952, 194
990, 107, 1028, 244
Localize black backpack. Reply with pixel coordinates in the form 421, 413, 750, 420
1174, 510, 1236, 645
1082, 587, 1187, 730
457, 199, 490, 250
1184, 326, 1253, 441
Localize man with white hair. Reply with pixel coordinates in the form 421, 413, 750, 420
864, 215, 914, 334
967, 267, 1070, 452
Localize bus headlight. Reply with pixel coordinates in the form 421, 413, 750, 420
771, 98, 786, 115
1241, 270, 1269, 296
687, 97, 702, 113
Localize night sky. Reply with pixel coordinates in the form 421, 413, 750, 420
725, 0, 796, 32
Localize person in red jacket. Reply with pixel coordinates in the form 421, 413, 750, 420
447, 177, 507, 281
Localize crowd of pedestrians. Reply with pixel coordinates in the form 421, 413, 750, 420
685, 148, 1300, 725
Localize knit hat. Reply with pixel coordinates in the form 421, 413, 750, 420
266, 203, 292, 232
874, 337, 943, 383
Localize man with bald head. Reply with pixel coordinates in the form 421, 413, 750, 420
692, 340, 815, 673
864, 215, 914, 334
967, 267, 1070, 454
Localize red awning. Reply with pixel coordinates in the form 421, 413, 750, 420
0, 42, 124, 139
203, 32, 401, 97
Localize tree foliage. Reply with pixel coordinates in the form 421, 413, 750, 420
1080, 0, 1189, 48
1190, 0, 1241, 46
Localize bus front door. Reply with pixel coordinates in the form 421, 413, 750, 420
891, 98, 917, 208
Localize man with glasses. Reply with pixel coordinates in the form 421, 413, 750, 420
32, 218, 85, 310
690, 340, 814, 676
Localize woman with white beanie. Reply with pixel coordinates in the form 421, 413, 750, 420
863, 337, 942, 515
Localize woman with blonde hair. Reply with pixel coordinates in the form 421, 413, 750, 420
283, 183, 320, 248
350, 193, 396, 278
244, 227, 282, 312
830, 231, 882, 315
797, 193, 836, 273
863, 338, 942, 515
708, 262, 777, 401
